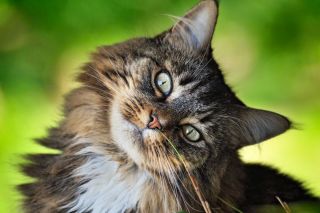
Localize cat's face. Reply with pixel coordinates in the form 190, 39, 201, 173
108, 45, 227, 173
79, 0, 290, 176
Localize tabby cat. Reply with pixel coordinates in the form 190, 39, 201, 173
20, 0, 318, 212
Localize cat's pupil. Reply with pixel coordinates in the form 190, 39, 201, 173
158, 80, 166, 86
186, 128, 193, 135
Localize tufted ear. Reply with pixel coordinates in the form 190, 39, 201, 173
164, 0, 218, 53
232, 106, 291, 148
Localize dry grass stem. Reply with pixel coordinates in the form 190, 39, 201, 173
276, 196, 291, 213
159, 131, 212, 213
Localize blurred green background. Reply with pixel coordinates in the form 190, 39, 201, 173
0, 0, 319, 212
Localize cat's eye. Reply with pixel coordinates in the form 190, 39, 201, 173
182, 125, 201, 142
155, 71, 172, 96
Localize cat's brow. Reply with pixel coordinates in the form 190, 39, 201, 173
199, 115, 213, 124
180, 109, 213, 125
179, 75, 196, 86
136, 53, 162, 68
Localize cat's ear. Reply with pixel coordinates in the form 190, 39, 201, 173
232, 106, 291, 148
164, 0, 218, 53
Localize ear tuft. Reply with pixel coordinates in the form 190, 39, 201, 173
164, 0, 218, 53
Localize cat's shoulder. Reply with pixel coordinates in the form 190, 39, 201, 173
242, 163, 318, 208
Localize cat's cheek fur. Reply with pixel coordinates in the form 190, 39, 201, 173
110, 99, 145, 166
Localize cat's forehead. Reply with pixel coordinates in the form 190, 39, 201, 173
103, 38, 241, 113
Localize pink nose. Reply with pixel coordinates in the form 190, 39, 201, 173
147, 113, 162, 130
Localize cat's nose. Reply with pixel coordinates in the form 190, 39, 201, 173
147, 113, 162, 130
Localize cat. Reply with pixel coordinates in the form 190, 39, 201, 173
19, 0, 318, 212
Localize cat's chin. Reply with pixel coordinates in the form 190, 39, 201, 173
141, 129, 163, 144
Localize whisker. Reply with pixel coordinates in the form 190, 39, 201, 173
162, 151, 197, 212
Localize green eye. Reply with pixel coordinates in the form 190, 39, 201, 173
155, 71, 172, 95
182, 125, 201, 142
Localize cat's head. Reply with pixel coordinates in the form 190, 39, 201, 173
78, 0, 290, 175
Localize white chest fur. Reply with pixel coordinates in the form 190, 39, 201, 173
65, 154, 148, 213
